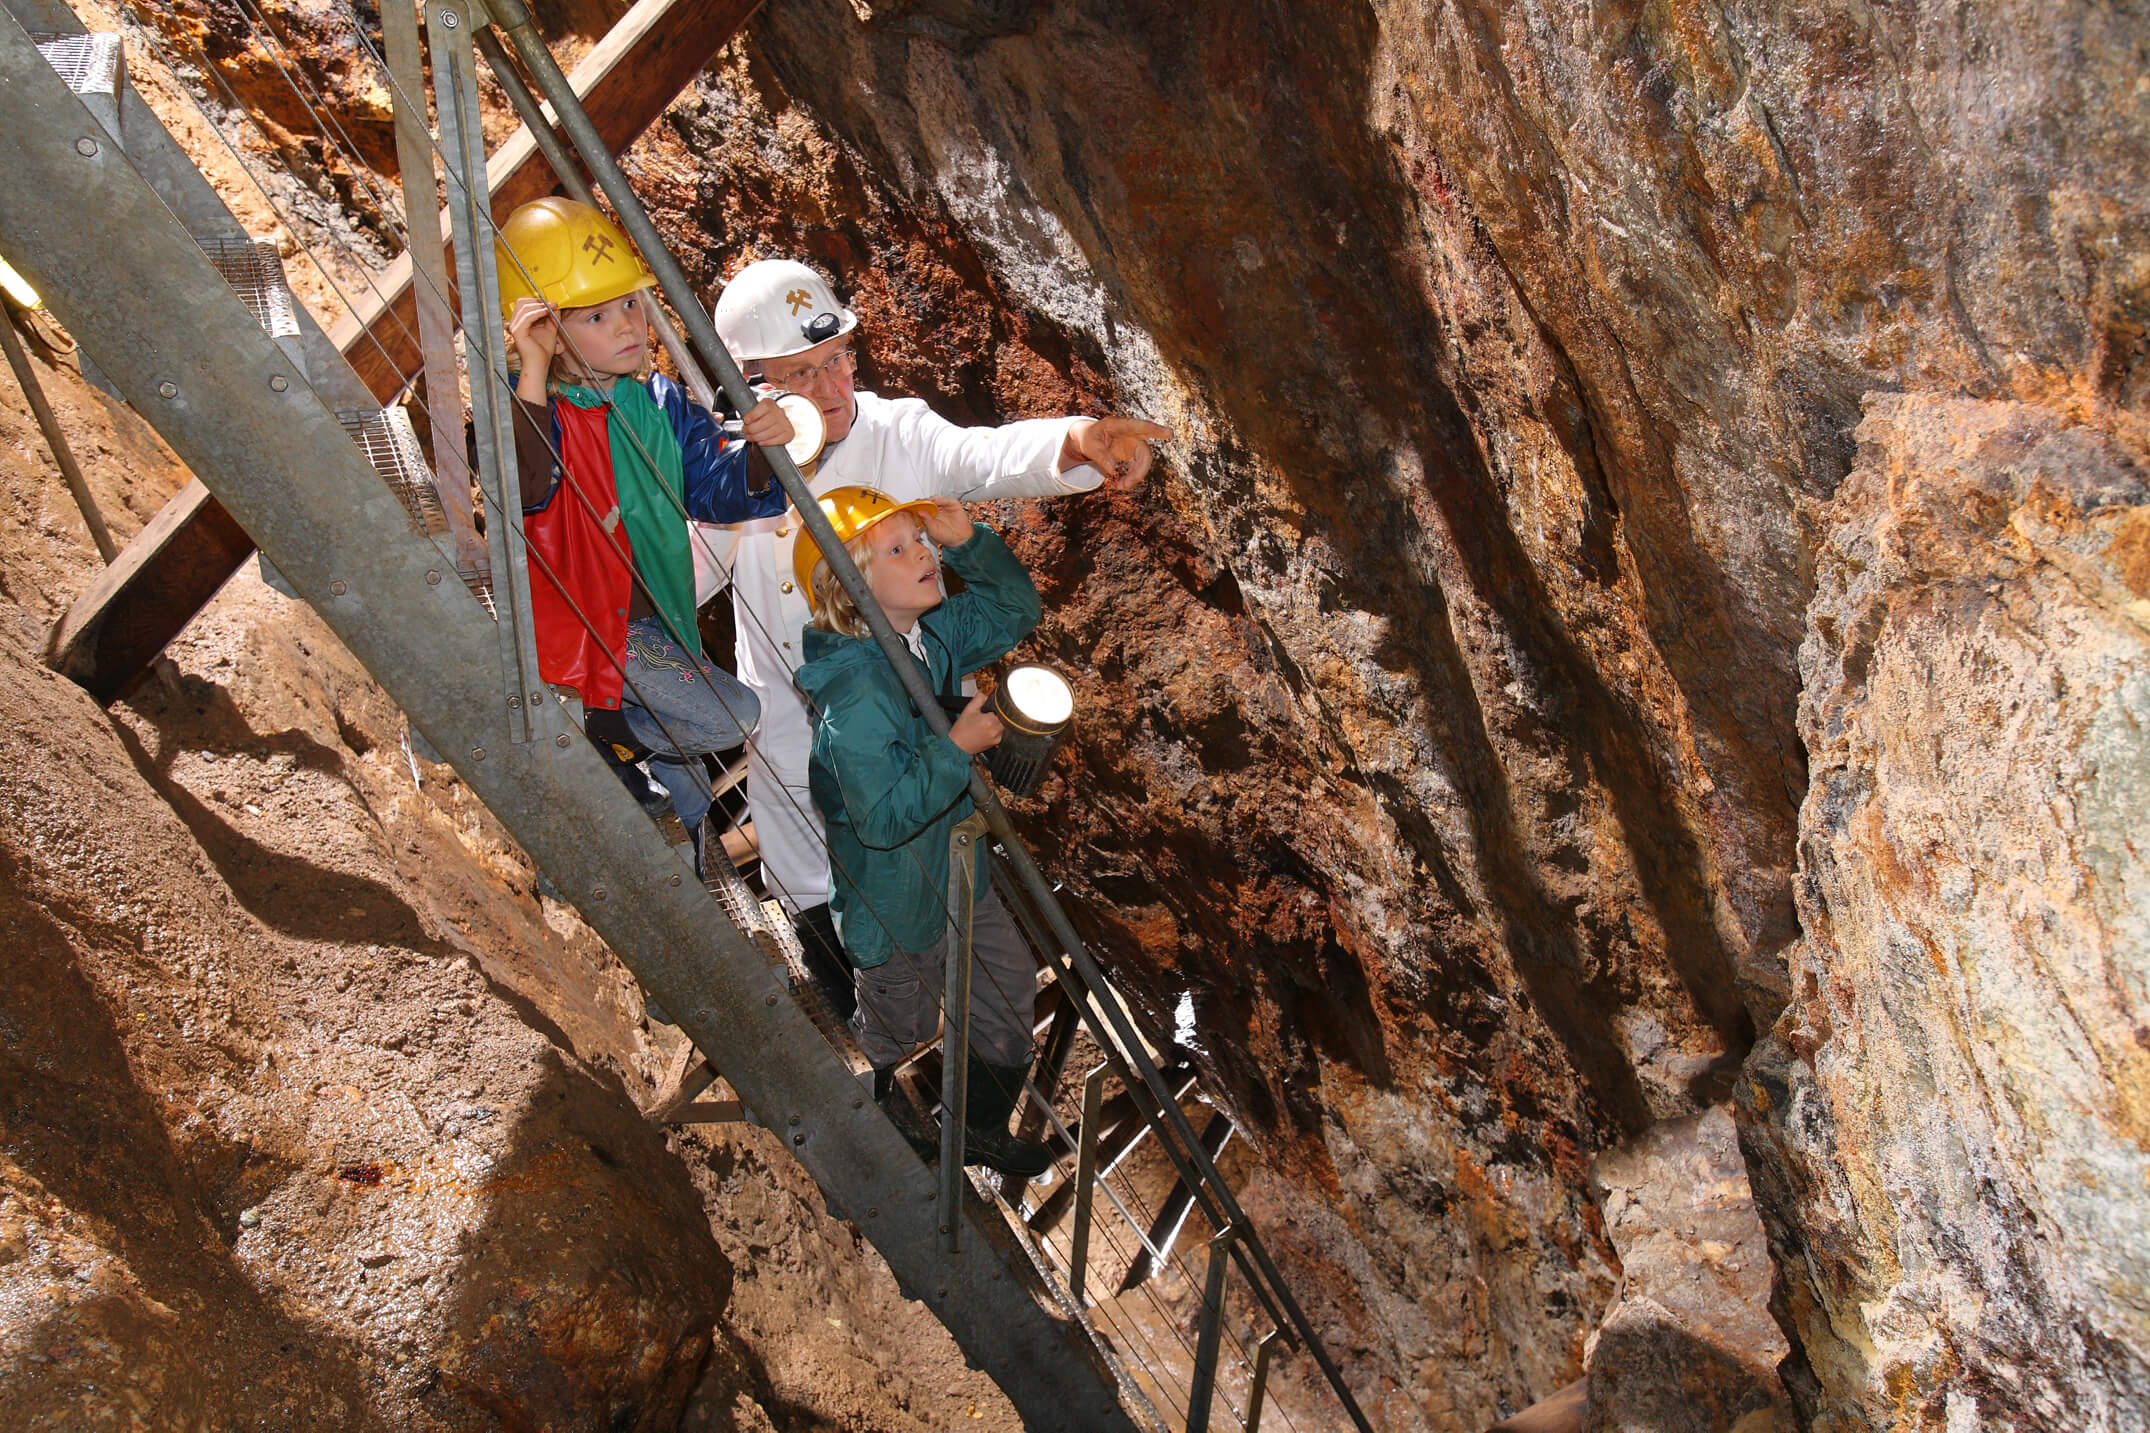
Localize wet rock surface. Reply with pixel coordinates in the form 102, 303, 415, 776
1742, 393, 2150, 1432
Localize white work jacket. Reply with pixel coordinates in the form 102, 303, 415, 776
692, 388, 1100, 911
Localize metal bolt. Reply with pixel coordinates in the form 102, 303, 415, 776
329, 580, 347, 596
437, 6, 459, 26
851, 1097, 863, 1109
592, 887, 608, 902
268, 374, 288, 392
667, 874, 681, 888
867, 1207, 878, 1218
939, 1224, 951, 1235
507, 695, 522, 710
764, 994, 778, 1007
75, 136, 97, 157
156, 381, 177, 399
937, 1287, 949, 1299
788, 1114, 800, 1126
554, 732, 570, 748
791, 1132, 805, 1146
470, 747, 486, 761
530, 691, 545, 706
425, 569, 442, 585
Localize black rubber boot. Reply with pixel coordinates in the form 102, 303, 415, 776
791, 902, 858, 1023
962, 1054, 1053, 1180
872, 1066, 941, 1163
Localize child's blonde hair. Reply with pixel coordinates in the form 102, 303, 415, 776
807, 524, 888, 639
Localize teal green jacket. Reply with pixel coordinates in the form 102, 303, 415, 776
799, 524, 1043, 969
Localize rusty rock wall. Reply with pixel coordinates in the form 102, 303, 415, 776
1741, 394, 2150, 1431
642, 1, 2149, 1427
52, 0, 2146, 1427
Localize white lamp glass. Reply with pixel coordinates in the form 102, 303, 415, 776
1003, 664, 1075, 728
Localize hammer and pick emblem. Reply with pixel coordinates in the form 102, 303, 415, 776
785, 287, 813, 314
582, 233, 617, 264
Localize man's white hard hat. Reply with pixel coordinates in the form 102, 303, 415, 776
713, 258, 859, 364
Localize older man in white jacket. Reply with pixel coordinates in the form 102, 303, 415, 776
707, 259, 1169, 1014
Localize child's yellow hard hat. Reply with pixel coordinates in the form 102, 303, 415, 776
792, 485, 940, 597
494, 197, 656, 322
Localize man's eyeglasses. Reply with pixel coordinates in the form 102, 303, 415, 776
766, 347, 856, 393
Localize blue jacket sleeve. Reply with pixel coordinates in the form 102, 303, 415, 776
655, 373, 789, 525
814, 662, 976, 851
929, 524, 1044, 674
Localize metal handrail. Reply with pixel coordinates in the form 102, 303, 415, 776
483, 9, 1373, 1429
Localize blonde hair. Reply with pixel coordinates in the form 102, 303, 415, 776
807, 524, 888, 639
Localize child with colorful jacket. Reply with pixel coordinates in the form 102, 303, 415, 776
498, 198, 790, 865
793, 487, 1054, 1178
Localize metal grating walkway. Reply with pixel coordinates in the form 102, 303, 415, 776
340, 404, 448, 535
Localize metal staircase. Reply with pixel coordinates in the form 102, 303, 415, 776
0, 5, 1376, 1430
0, 11, 1150, 1429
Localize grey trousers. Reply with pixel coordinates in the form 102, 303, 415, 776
850, 884, 1036, 1069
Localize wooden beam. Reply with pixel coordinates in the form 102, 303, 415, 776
42, 479, 254, 703
49, 0, 760, 702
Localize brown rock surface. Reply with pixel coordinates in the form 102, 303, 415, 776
0, 335, 1017, 1431
650, 1, 2145, 1425
9, 0, 2147, 1429
1741, 393, 2150, 1431
0, 355, 729, 1429
1582, 1106, 1789, 1433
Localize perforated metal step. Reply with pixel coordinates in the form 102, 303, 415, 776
456, 558, 495, 615
340, 405, 446, 536
705, 863, 862, 1064
199, 235, 301, 343
334, 405, 495, 612
34, 31, 121, 142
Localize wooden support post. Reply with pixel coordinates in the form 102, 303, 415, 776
379, 0, 480, 559
1, 298, 116, 561
42, 479, 255, 701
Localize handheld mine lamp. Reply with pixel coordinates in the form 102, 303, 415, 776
769, 388, 827, 477
985, 664, 1075, 797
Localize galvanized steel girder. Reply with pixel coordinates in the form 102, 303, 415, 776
0, 16, 1137, 1429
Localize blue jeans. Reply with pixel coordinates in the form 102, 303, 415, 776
618, 615, 759, 839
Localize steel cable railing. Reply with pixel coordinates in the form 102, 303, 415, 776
138, 0, 1088, 1180
480, 8, 1362, 1424
114, 5, 1344, 1427
0, 15, 1140, 1430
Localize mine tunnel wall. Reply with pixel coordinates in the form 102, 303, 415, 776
7, 0, 2145, 1429
640, 1, 2146, 1426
